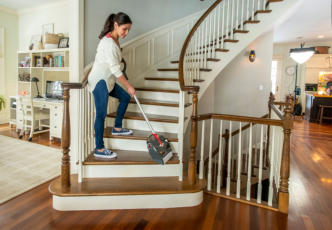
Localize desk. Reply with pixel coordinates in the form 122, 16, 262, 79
11, 96, 64, 140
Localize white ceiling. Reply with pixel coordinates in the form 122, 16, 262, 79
274, 0, 332, 43
0, 0, 65, 11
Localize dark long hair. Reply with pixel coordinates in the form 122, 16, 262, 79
99, 12, 132, 39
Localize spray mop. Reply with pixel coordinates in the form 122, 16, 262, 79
133, 95, 173, 165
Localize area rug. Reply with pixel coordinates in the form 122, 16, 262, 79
0, 135, 61, 204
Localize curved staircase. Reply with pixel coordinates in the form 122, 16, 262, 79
50, 0, 297, 211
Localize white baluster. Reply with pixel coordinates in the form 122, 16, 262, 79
252, 0, 255, 20
207, 119, 214, 191
268, 126, 275, 206
226, 0, 230, 39
217, 120, 223, 193
221, 3, 225, 48
199, 120, 206, 179
217, 4, 221, 50
230, 0, 234, 39
236, 0, 240, 30
236, 122, 242, 198
246, 123, 253, 200
204, 20, 208, 68
241, 0, 245, 30
226, 121, 232, 196
257, 124, 264, 203
208, 14, 212, 58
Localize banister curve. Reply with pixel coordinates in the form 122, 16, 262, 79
178, 0, 222, 92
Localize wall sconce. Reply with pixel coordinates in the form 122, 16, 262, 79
249, 50, 256, 62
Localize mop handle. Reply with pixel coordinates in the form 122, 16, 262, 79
133, 95, 155, 133
133, 95, 163, 146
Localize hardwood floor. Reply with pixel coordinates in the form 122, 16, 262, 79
0, 120, 331, 230
0, 124, 61, 149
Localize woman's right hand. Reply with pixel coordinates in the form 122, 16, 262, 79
128, 86, 136, 96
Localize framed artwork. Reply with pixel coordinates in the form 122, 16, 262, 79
318, 72, 332, 95
58, 37, 69, 48
42, 23, 54, 35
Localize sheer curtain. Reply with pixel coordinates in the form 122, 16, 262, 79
0, 27, 7, 123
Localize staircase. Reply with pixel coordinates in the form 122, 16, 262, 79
50, 0, 297, 211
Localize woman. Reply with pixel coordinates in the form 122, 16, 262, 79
88, 12, 135, 159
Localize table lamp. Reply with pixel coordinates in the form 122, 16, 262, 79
30, 77, 42, 98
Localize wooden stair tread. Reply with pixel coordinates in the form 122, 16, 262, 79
145, 77, 179, 81
103, 127, 178, 142
170, 58, 220, 64
254, 10, 272, 16
244, 20, 260, 24
49, 175, 206, 196
135, 87, 179, 93
158, 68, 212, 72
215, 48, 229, 52
107, 112, 179, 123
224, 39, 239, 43
234, 30, 249, 34
129, 98, 179, 107
84, 150, 179, 165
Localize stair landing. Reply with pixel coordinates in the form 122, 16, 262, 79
49, 175, 205, 210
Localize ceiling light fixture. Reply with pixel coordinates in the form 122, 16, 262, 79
289, 43, 315, 64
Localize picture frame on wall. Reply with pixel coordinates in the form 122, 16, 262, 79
42, 23, 54, 35
58, 37, 69, 48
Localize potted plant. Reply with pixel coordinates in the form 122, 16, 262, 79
0, 95, 6, 112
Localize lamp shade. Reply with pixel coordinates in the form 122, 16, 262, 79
289, 47, 315, 64
30, 77, 39, 82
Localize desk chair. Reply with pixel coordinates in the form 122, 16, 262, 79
17, 96, 50, 141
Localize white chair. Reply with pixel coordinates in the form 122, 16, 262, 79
17, 96, 50, 141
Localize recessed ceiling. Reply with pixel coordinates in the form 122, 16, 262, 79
274, 0, 332, 43
0, 0, 65, 11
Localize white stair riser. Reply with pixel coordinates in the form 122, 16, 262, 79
53, 191, 203, 210
135, 91, 179, 102
106, 118, 178, 133
83, 164, 179, 178
127, 104, 179, 116
143, 80, 179, 90
155, 71, 179, 77
105, 138, 178, 152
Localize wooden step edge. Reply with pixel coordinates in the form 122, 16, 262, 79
49, 175, 207, 196
193, 79, 205, 83
129, 99, 179, 107
254, 10, 272, 16
158, 68, 211, 72
233, 30, 249, 34
244, 20, 260, 25
107, 113, 179, 123
224, 39, 239, 43
83, 152, 180, 165
135, 88, 179, 93
158, 68, 178, 71
144, 77, 179, 82
215, 48, 229, 52
171, 58, 220, 64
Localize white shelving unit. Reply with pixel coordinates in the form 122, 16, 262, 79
17, 48, 70, 97
15, 48, 70, 140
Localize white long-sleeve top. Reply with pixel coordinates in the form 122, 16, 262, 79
87, 35, 123, 92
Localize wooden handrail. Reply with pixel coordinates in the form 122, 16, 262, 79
196, 113, 283, 127
178, 0, 222, 92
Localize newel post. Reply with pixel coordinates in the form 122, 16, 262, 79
61, 85, 71, 188
188, 90, 199, 185
278, 97, 293, 214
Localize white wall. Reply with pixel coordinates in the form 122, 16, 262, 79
18, 1, 69, 51
212, 31, 274, 117
0, 8, 18, 124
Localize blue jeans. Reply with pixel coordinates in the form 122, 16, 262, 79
93, 80, 131, 149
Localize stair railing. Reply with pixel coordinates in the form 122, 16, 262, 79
178, 0, 271, 184
196, 95, 293, 213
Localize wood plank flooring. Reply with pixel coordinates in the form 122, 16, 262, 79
0, 120, 331, 230
0, 124, 61, 149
